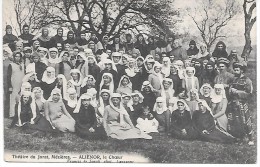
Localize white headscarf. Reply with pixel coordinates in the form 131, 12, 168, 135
186, 88, 199, 101
174, 60, 185, 79
100, 73, 114, 94
32, 87, 46, 103
47, 88, 62, 102
17, 91, 37, 126
141, 81, 154, 92
196, 99, 213, 115
102, 59, 118, 72
48, 47, 61, 64
56, 74, 68, 99
184, 66, 196, 90
200, 83, 213, 98
151, 61, 164, 84
131, 91, 144, 103
68, 69, 83, 87
37, 47, 49, 65
98, 89, 111, 117
66, 87, 78, 108
161, 78, 175, 100
211, 84, 226, 103
143, 55, 155, 73
73, 93, 92, 113
125, 57, 137, 77
42, 67, 56, 84
111, 52, 122, 65
118, 75, 132, 91
175, 99, 191, 112
161, 57, 171, 77
153, 97, 168, 114
87, 88, 98, 108
20, 82, 32, 94
81, 75, 96, 88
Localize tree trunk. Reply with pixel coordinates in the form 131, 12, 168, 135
241, 29, 252, 61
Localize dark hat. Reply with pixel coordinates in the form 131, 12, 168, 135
233, 62, 247, 72
217, 58, 230, 67
6, 25, 12, 30
189, 40, 196, 46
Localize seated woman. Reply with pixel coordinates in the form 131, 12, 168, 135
211, 84, 228, 131
186, 89, 199, 116
192, 100, 235, 143
136, 105, 159, 134
103, 93, 152, 140
74, 93, 107, 140
67, 69, 83, 98
80, 75, 96, 95
63, 87, 78, 119
141, 81, 157, 111
170, 99, 198, 140
44, 88, 75, 132
153, 97, 171, 133
40, 67, 57, 100
97, 89, 111, 126
116, 75, 133, 95
56, 74, 68, 98
32, 87, 46, 115
199, 83, 213, 107
130, 91, 144, 126
160, 78, 175, 107
10, 91, 58, 135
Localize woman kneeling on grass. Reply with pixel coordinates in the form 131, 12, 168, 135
170, 99, 198, 140
103, 93, 152, 140
44, 88, 75, 132
192, 100, 235, 144
74, 93, 107, 140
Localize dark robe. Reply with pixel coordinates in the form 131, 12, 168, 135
134, 41, 148, 58
63, 99, 77, 119
19, 33, 34, 47
28, 80, 40, 90
49, 35, 64, 47
187, 47, 199, 56
168, 73, 182, 96
77, 38, 88, 46
116, 64, 126, 81
88, 63, 100, 81
75, 104, 107, 140
192, 110, 235, 143
3, 34, 18, 51
34, 62, 48, 81
142, 91, 156, 111
170, 109, 198, 140
98, 69, 118, 90
37, 36, 51, 49
40, 80, 57, 100
201, 69, 218, 87
130, 103, 143, 126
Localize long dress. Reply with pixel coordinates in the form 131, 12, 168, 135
192, 110, 234, 143
153, 110, 171, 133
40, 80, 57, 100
103, 105, 151, 140
136, 113, 159, 133
170, 110, 198, 140
212, 98, 228, 131
8, 63, 25, 117
75, 105, 107, 140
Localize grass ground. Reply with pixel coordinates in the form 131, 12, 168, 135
4, 61, 257, 163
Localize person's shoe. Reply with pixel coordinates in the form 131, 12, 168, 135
248, 141, 254, 146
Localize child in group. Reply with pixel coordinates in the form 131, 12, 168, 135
136, 105, 159, 134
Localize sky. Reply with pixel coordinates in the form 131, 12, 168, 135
2, 0, 257, 47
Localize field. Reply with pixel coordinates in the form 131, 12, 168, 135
3, 61, 257, 163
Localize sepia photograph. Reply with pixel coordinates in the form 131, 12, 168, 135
2, 0, 258, 164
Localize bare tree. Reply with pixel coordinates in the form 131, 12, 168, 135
13, 0, 180, 40
241, 0, 256, 61
187, 0, 239, 51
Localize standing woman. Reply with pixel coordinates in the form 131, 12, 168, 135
199, 83, 213, 107
103, 93, 152, 140
153, 97, 171, 133
7, 52, 25, 118
40, 67, 57, 100
74, 93, 107, 140
211, 84, 228, 131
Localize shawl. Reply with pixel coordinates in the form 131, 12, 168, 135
211, 84, 226, 103
56, 74, 68, 100
73, 93, 92, 113
153, 97, 168, 114
200, 83, 213, 98
68, 69, 83, 87
117, 75, 133, 92
66, 87, 78, 108
98, 89, 111, 116
100, 73, 114, 94
41, 67, 56, 84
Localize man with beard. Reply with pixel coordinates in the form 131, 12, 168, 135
214, 58, 234, 89
50, 27, 64, 48
169, 39, 187, 60
19, 24, 34, 47
76, 32, 88, 47
3, 25, 18, 51
201, 61, 218, 87
186, 40, 199, 59
226, 63, 254, 145
212, 41, 228, 60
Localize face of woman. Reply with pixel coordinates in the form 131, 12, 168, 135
14, 54, 21, 62
122, 97, 130, 105
47, 71, 52, 77
34, 91, 42, 99
62, 53, 69, 61
203, 86, 211, 95
170, 66, 177, 73
215, 88, 222, 95
88, 57, 94, 64
33, 56, 40, 62
136, 59, 143, 66
82, 99, 90, 107
69, 93, 76, 100
105, 63, 112, 70
77, 55, 83, 62
101, 93, 109, 101
113, 56, 120, 63
112, 97, 120, 107
190, 92, 197, 100
154, 66, 161, 73
146, 62, 153, 70
23, 95, 30, 104
57, 78, 63, 85
71, 72, 79, 80
154, 54, 160, 61
157, 102, 163, 108
52, 93, 60, 102
132, 95, 139, 102
144, 86, 151, 92
177, 102, 185, 111
163, 81, 170, 89
121, 77, 129, 86
186, 70, 193, 77
87, 78, 94, 85
163, 61, 168, 66
103, 75, 111, 84
200, 46, 206, 53
138, 35, 143, 41
198, 103, 206, 111
29, 74, 35, 81
50, 52, 57, 59
128, 61, 135, 68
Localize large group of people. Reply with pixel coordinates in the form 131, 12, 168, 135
3, 24, 254, 145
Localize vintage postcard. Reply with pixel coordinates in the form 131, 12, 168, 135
2, 0, 257, 164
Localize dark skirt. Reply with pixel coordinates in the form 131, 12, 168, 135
226, 100, 253, 138
170, 126, 198, 140
198, 128, 235, 144
75, 122, 107, 140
